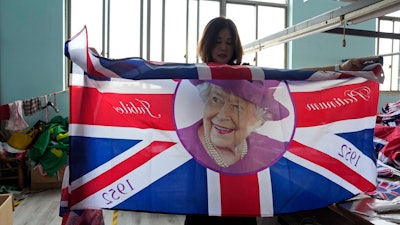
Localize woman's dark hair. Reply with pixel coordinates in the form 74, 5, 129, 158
198, 16, 243, 65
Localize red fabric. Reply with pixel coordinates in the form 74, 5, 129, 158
0, 104, 10, 120
375, 124, 400, 168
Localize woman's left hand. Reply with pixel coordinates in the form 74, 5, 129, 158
340, 56, 381, 71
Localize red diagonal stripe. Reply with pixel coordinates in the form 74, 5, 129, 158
220, 174, 261, 216
69, 141, 176, 207
289, 141, 376, 191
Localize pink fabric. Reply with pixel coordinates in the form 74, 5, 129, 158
5, 100, 28, 132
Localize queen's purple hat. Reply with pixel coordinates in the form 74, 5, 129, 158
190, 79, 290, 121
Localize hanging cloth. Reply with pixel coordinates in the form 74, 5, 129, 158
0, 104, 10, 120
23, 97, 43, 116
5, 100, 28, 132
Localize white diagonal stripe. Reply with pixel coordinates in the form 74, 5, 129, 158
288, 76, 366, 92
70, 124, 179, 142
71, 138, 192, 209
283, 151, 361, 194
70, 73, 177, 93
293, 116, 376, 183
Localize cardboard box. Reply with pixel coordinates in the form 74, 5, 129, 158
0, 194, 13, 225
30, 168, 64, 190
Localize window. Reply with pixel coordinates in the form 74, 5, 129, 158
164, 0, 189, 62
227, 3, 256, 65
377, 11, 400, 91
109, 0, 142, 58
69, 0, 287, 66
70, 0, 103, 55
256, 6, 285, 68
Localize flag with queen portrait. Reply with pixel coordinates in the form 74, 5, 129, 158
61, 27, 383, 216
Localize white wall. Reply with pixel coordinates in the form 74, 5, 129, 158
288, 0, 376, 69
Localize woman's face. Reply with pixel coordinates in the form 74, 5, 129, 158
203, 85, 262, 150
211, 28, 234, 64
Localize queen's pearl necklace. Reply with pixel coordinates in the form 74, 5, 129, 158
203, 133, 248, 167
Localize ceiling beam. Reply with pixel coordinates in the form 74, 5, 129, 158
324, 28, 400, 39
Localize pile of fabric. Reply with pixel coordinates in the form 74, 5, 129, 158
375, 101, 400, 172
370, 101, 400, 201
28, 116, 69, 177
377, 100, 400, 126
1, 115, 69, 178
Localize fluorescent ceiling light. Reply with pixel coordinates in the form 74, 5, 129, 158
243, 0, 400, 54
346, 0, 400, 24
243, 17, 341, 54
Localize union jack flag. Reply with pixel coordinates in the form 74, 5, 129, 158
61, 27, 383, 217
367, 180, 400, 200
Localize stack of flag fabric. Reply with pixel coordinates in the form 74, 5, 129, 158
370, 101, 400, 201
377, 100, 400, 126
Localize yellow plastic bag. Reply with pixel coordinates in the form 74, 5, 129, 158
7, 128, 38, 150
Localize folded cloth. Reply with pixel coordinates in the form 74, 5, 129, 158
378, 100, 400, 125
377, 160, 400, 177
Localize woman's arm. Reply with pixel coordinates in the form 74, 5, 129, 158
300, 56, 381, 71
